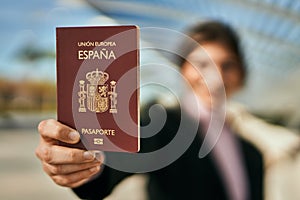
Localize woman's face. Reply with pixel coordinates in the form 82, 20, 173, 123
181, 42, 243, 107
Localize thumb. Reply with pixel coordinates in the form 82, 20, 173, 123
38, 119, 80, 144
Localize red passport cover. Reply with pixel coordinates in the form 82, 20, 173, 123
56, 25, 140, 152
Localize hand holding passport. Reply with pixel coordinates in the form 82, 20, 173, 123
35, 25, 140, 188
36, 119, 103, 188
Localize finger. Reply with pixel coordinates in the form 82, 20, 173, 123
52, 166, 101, 187
36, 144, 103, 164
43, 161, 101, 176
69, 178, 93, 188
38, 119, 80, 144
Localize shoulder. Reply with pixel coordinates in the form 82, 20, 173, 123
140, 100, 200, 153
140, 100, 181, 126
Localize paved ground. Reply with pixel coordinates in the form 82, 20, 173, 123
1, 126, 300, 200
0, 128, 77, 200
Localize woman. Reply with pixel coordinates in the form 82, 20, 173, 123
36, 21, 263, 200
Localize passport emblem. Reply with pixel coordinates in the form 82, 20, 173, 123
78, 68, 118, 114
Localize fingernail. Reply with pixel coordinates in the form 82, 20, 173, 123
69, 131, 80, 141
83, 151, 95, 160
93, 151, 104, 162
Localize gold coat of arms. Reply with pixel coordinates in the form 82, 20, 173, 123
78, 68, 117, 114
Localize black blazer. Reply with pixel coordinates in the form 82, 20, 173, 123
73, 105, 264, 200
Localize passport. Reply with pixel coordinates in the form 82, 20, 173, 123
56, 25, 140, 152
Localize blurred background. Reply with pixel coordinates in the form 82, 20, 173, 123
0, 0, 299, 199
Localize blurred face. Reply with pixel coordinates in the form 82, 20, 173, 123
181, 42, 243, 108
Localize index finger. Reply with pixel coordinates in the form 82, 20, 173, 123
38, 119, 80, 144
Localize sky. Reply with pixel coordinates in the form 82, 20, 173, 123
0, 0, 104, 81
0, 0, 299, 127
